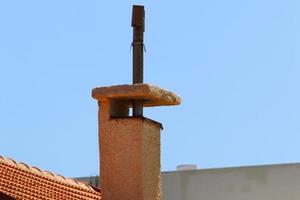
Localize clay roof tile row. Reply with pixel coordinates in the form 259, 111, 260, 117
0, 155, 101, 200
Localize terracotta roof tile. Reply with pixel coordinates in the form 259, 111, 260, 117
0, 155, 101, 200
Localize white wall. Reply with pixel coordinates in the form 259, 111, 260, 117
162, 163, 300, 200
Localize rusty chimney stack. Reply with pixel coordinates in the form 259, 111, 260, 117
92, 5, 180, 200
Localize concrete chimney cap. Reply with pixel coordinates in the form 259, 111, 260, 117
92, 83, 181, 107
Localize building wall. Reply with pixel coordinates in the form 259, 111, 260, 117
76, 163, 300, 200
75, 176, 99, 187
162, 163, 300, 200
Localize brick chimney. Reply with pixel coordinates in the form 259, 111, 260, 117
91, 5, 180, 200
92, 84, 180, 200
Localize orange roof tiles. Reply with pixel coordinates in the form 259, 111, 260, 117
0, 155, 101, 200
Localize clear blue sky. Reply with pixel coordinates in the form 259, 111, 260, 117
0, 0, 299, 177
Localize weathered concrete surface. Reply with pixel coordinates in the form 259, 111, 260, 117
162, 164, 300, 200
92, 83, 181, 107
97, 100, 162, 200
99, 116, 161, 200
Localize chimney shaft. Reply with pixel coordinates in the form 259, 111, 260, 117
92, 84, 180, 200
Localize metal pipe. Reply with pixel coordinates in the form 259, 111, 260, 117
131, 5, 145, 116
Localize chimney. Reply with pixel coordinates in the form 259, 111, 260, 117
91, 5, 180, 200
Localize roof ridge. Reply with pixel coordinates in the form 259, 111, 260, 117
0, 155, 99, 194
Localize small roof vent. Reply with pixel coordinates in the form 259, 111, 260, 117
176, 164, 198, 171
